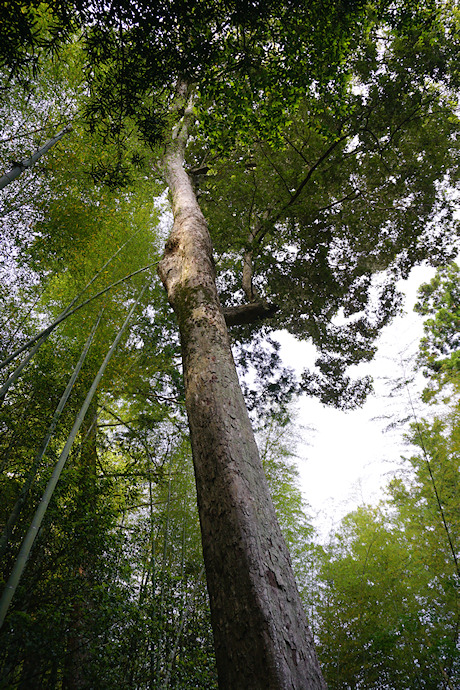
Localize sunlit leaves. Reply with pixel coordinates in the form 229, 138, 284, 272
198, 41, 460, 408
313, 393, 460, 688
415, 262, 460, 399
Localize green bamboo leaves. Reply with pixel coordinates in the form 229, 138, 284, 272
0, 283, 149, 628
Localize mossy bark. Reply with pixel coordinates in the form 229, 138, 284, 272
158, 132, 326, 690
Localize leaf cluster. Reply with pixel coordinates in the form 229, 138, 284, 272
198, 44, 460, 406
415, 262, 460, 399
315, 427, 460, 688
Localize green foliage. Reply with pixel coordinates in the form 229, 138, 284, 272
415, 262, 460, 399
2, 1, 460, 684
314, 407, 460, 689
0, 1, 73, 79
0, 359, 213, 687
199, 57, 460, 406
4, 1, 460, 410
71, 0, 369, 151
0, 51, 195, 685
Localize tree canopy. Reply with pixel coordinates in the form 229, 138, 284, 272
3, 0, 458, 407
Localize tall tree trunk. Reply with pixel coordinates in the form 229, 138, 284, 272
158, 116, 326, 689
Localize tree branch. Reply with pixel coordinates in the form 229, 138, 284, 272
223, 300, 279, 326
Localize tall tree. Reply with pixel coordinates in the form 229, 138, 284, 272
2, 1, 460, 686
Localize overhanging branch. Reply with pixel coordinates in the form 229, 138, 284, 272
223, 301, 278, 326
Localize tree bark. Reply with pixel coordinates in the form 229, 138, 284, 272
158, 120, 326, 689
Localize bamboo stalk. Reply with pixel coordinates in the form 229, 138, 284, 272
0, 261, 157, 377
163, 567, 206, 690
0, 126, 72, 190
0, 333, 47, 399
0, 312, 103, 558
0, 283, 149, 628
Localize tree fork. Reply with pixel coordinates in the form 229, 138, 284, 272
158, 114, 325, 689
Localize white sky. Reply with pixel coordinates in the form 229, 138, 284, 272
277, 264, 436, 539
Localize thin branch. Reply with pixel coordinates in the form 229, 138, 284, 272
258, 146, 293, 197
282, 133, 349, 213
282, 134, 312, 166
309, 189, 362, 220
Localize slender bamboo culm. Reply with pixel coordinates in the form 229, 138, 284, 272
0, 284, 149, 628
163, 567, 206, 690
0, 334, 48, 399
0, 125, 72, 190
1, 226, 144, 339
404, 371, 460, 580
0, 311, 103, 558
0, 262, 158, 381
